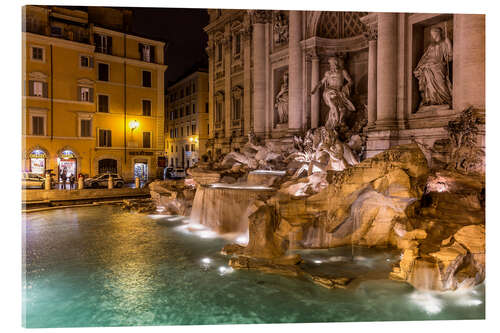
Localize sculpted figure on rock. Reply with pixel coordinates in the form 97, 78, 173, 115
311, 56, 355, 129
414, 25, 453, 108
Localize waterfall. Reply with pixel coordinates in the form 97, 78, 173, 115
190, 183, 275, 234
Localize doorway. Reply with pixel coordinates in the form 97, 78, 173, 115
98, 159, 118, 174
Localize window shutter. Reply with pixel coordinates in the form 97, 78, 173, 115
150, 46, 155, 63
89, 57, 94, 68
28, 80, 34, 96
89, 88, 94, 102
107, 36, 112, 54
42, 82, 48, 98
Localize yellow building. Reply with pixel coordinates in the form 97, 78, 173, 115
165, 70, 209, 168
22, 6, 167, 182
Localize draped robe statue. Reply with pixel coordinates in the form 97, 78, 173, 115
414, 26, 453, 108
311, 56, 355, 129
275, 71, 289, 124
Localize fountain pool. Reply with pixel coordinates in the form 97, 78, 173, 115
23, 205, 484, 328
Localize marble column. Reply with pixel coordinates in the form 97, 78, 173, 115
367, 31, 378, 126
252, 17, 267, 137
242, 24, 252, 136
453, 14, 485, 112
375, 13, 398, 129
310, 55, 320, 129
288, 10, 303, 133
223, 31, 232, 139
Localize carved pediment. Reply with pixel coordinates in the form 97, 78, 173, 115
77, 78, 95, 86
28, 71, 48, 81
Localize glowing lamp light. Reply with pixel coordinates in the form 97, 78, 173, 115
129, 120, 139, 130
201, 258, 211, 264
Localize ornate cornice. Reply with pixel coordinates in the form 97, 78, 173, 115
248, 10, 272, 24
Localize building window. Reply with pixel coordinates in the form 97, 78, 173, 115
233, 97, 242, 120
186, 125, 190, 136
51, 26, 62, 37
143, 132, 151, 148
207, 124, 210, 135
170, 145, 173, 152
192, 104, 196, 114
94, 34, 112, 55
28, 80, 47, 98
142, 71, 152, 87
98, 129, 112, 147
139, 43, 155, 63
31, 47, 44, 61
216, 101, 223, 123
191, 144, 195, 152
186, 105, 190, 116
232, 87, 243, 122
80, 55, 93, 68
32, 116, 45, 136
180, 108, 184, 118
205, 102, 209, 113
176, 146, 178, 153
78, 86, 94, 102
217, 42, 222, 62
170, 111, 174, 120
192, 124, 196, 134
80, 119, 91, 137
98, 63, 109, 81
235, 34, 241, 55
185, 144, 190, 152
181, 127, 184, 136
142, 100, 152, 116
174, 128, 178, 138
98, 95, 109, 113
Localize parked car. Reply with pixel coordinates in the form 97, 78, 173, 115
22, 172, 53, 189
84, 173, 125, 188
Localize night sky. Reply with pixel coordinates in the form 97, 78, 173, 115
131, 7, 209, 87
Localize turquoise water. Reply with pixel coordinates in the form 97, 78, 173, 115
23, 205, 485, 328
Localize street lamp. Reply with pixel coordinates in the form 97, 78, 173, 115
129, 120, 139, 131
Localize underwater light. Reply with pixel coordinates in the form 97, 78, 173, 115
201, 258, 211, 264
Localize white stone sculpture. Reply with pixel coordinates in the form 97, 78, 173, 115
275, 71, 289, 124
413, 25, 453, 108
311, 56, 355, 129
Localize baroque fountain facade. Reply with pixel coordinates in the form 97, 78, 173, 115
148, 10, 485, 292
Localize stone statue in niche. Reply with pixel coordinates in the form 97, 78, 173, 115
275, 71, 289, 124
311, 56, 355, 129
273, 13, 289, 45
413, 25, 453, 109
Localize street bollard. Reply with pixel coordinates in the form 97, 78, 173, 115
45, 173, 51, 191
78, 176, 84, 190
135, 177, 140, 189
108, 176, 113, 189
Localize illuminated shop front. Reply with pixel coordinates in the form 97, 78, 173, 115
29, 149, 46, 175
58, 150, 77, 180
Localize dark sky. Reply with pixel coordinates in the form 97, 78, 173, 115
131, 7, 209, 87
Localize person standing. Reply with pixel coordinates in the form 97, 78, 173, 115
69, 174, 75, 190
61, 171, 67, 190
